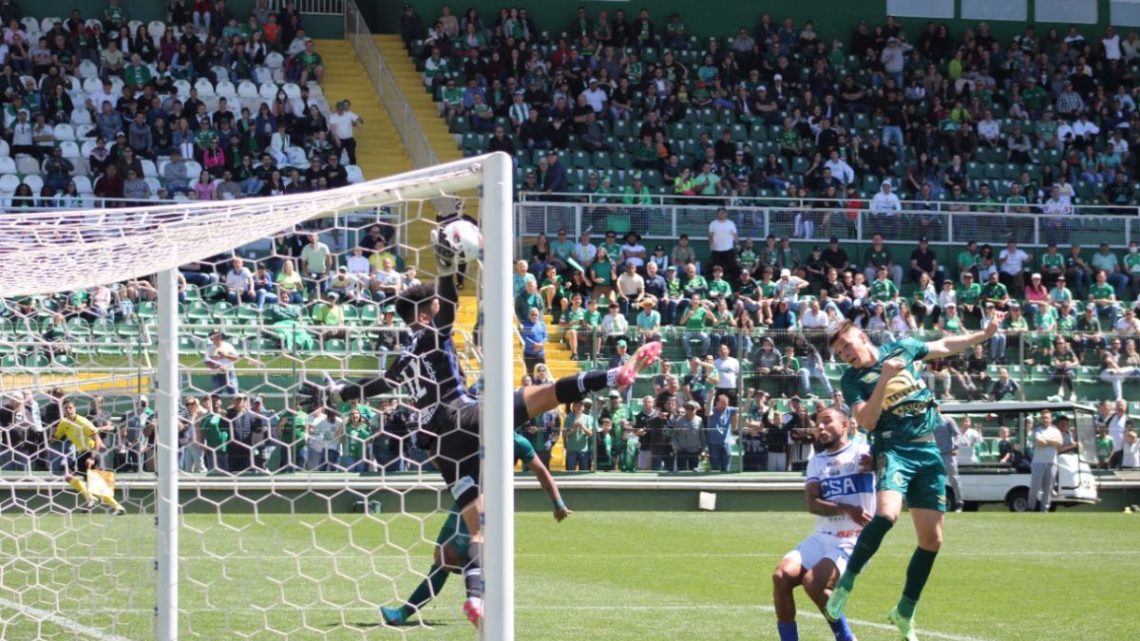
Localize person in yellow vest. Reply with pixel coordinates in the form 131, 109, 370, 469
54, 399, 125, 515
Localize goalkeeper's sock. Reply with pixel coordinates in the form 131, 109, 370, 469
100, 495, 124, 511
554, 371, 609, 404
67, 478, 93, 503
776, 621, 799, 641
463, 542, 484, 600
828, 615, 855, 641
401, 564, 449, 618
897, 547, 939, 619
837, 515, 894, 591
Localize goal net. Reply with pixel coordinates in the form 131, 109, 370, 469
0, 152, 516, 641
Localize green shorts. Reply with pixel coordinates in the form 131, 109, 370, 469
435, 506, 471, 561
875, 441, 948, 512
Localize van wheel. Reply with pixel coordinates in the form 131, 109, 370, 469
1006, 488, 1030, 512
962, 501, 980, 512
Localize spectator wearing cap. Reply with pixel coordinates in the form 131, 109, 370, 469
600, 301, 628, 356
668, 400, 704, 472
542, 149, 568, 197
314, 292, 347, 340
622, 173, 652, 205
635, 295, 662, 344
205, 331, 240, 395
868, 179, 902, 237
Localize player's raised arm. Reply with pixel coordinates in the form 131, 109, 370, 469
526, 455, 571, 521
849, 357, 906, 433
922, 312, 1003, 360
434, 269, 459, 333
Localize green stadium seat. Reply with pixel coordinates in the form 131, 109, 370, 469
592, 151, 612, 169
211, 301, 235, 320
137, 301, 157, 319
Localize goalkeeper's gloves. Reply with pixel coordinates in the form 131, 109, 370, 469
429, 227, 458, 273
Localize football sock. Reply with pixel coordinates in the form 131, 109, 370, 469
554, 371, 609, 404
402, 564, 449, 617
837, 515, 894, 590
897, 547, 939, 619
776, 621, 799, 641
100, 495, 124, 511
463, 542, 484, 600
67, 478, 93, 502
829, 615, 855, 641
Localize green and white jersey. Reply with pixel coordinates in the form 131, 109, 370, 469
708, 278, 732, 299
1090, 282, 1115, 302
957, 282, 982, 305
870, 278, 898, 302
1041, 252, 1064, 273
840, 338, 938, 447
1125, 252, 1140, 275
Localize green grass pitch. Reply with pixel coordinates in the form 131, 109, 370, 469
0, 510, 1136, 640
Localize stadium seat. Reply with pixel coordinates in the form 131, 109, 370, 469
39, 17, 60, 32
73, 176, 93, 194
253, 66, 274, 85
20, 17, 39, 36
258, 82, 278, 100
144, 177, 162, 194
77, 60, 99, 80
53, 124, 76, 141
345, 165, 364, 184
265, 52, 284, 70
74, 124, 96, 139
59, 141, 81, 159
283, 83, 302, 100
0, 157, 15, 175
237, 80, 259, 99
16, 156, 39, 175
82, 77, 102, 94
142, 159, 158, 178
215, 80, 237, 99
147, 20, 166, 40
21, 175, 43, 193
194, 78, 216, 97
174, 79, 192, 98
70, 108, 92, 126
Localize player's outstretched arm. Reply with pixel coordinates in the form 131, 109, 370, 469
923, 313, 1003, 360
300, 352, 412, 408
527, 456, 571, 521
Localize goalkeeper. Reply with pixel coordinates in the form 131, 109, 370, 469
302, 223, 660, 626
380, 430, 570, 626
54, 400, 126, 515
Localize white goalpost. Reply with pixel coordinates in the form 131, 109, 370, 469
0, 152, 514, 641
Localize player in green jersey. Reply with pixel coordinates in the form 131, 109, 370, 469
381, 432, 570, 625
825, 316, 1002, 640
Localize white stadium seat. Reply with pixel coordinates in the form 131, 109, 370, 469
80, 140, 97, 157
16, 156, 41, 175
237, 80, 259, 99
174, 79, 192, 99
53, 124, 76, 142
144, 177, 162, 194
253, 67, 273, 85
185, 161, 203, 178
40, 17, 61, 32
74, 124, 96, 139
194, 78, 215, 97
70, 157, 89, 177
59, 141, 81, 159
215, 80, 237, 99
345, 165, 364, 184
77, 60, 99, 80
258, 82, 278, 100
142, 159, 158, 178
306, 82, 324, 98
286, 146, 308, 168
283, 83, 301, 100
148, 20, 166, 41
0, 175, 19, 192
0, 140, 10, 161
70, 108, 92, 125
264, 52, 284, 70
0, 156, 16, 175
22, 175, 44, 193
73, 176, 93, 194
82, 77, 102, 94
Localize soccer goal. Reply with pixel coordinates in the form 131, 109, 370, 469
0, 151, 515, 641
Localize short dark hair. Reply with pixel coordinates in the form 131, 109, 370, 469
394, 283, 436, 324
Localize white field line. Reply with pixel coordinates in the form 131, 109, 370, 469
0, 595, 136, 641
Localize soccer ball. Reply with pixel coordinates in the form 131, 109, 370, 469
440, 219, 482, 265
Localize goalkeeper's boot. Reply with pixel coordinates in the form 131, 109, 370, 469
825, 583, 851, 622
80, 499, 99, 512
462, 597, 483, 628
887, 607, 920, 641
614, 341, 662, 390
112, 506, 127, 516
379, 606, 407, 626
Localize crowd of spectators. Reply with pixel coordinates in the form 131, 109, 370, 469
403, 4, 1140, 213
0, 0, 364, 209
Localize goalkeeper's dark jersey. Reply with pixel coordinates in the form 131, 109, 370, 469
348, 273, 472, 429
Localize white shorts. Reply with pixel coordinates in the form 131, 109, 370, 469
782, 532, 857, 575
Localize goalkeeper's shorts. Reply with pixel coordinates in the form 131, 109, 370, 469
432, 390, 530, 509
66, 451, 96, 476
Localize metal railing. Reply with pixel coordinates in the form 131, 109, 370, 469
267, 0, 344, 15
514, 200, 1139, 252
344, 0, 437, 170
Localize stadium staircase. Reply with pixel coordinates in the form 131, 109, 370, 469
372, 34, 577, 391
315, 40, 413, 180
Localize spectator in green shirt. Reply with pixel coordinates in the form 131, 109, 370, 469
980, 271, 1010, 310
1089, 269, 1120, 327
1090, 242, 1129, 300
564, 399, 596, 471
956, 240, 980, 285
869, 266, 900, 305
340, 408, 373, 472
1124, 241, 1140, 298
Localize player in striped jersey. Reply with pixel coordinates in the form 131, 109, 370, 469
53, 400, 125, 515
773, 407, 873, 641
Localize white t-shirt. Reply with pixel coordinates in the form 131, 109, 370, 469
998, 248, 1029, 276
346, 254, 370, 277
581, 87, 608, 113
300, 242, 332, 274
1032, 425, 1062, 465
823, 158, 854, 185
1107, 413, 1128, 452
1123, 440, 1140, 468
957, 428, 983, 465
805, 442, 875, 537
708, 219, 737, 252
713, 356, 739, 389
224, 267, 253, 292
621, 242, 647, 267
205, 340, 237, 372
1105, 35, 1123, 60
870, 191, 901, 213
801, 308, 829, 329
616, 272, 644, 297
327, 111, 360, 140
307, 414, 342, 452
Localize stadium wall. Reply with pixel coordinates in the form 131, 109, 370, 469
367, 0, 1133, 45
29, 0, 344, 38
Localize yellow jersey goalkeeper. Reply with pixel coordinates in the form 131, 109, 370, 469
53, 400, 125, 515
